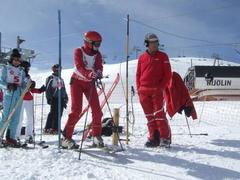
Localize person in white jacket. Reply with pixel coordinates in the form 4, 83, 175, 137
16, 61, 45, 144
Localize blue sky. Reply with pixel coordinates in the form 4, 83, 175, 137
0, 0, 239, 69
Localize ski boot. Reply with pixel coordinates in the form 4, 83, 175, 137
4, 138, 21, 148
145, 138, 159, 148
145, 130, 160, 148
154, 130, 160, 145
25, 136, 34, 144
61, 137, 79, 149
48, 128, 58, 135
93, 136, 104, 148
43, 128, 51, 135
159, 138, 171, 148
0, 137, 4, 148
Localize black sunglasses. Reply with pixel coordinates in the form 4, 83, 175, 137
92, 41, 101, 47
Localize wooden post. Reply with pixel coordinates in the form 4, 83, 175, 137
112, 108, 120, 146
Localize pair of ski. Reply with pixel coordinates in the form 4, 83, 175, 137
21, 141, 49, 149
80, 144, 122, 154
0, 142, 48, 150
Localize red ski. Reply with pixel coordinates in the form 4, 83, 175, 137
82, 73, 120, 141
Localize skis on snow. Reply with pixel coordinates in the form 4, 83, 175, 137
36, 141, 49, 149
83, 144, 123, 154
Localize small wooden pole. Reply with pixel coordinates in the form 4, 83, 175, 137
112, 108, 120, 145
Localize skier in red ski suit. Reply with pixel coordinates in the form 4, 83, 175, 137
136, 33, 172, 148
62, 31, 104, 149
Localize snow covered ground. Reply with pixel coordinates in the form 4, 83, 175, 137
1, 57, 240, 180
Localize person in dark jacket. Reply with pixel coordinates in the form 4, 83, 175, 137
44, 64, 68, 134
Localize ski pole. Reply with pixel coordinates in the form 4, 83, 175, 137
130, 85, 135, 135
40, 92, 44, 143
173, 133, 208, 136
79, 81, 94, 160
32, 96, 36, 148
185, 115, 192, 138
57, 9, 62, 153
98, 79, 124, 151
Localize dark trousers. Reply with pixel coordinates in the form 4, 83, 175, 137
45, 98, 64, 131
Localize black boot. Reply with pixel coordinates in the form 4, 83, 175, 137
5, 138, 21, 148
61, 137, 79, 149
153, 130, 160, 145
93, 136, 104, 148
145, 138, 159, 148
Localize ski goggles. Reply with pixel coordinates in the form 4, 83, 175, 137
92, 41, 102, 47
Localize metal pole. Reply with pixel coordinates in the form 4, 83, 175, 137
125, 14, 130, 144
57, 10, 62, 152
78, 81, 94, 160
32, 96, 36, 148
0, 32, 2, 54
17, 36, 20, 49
40, 93, 44, 143
185, 115, 192, 138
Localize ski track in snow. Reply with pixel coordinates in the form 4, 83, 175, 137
1, 57, 240, 180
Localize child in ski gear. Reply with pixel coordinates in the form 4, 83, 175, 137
16, 61, 45, 143
62, 31, 104, 149
0, 49, 27, 147
136, 33, 172, 148
44, 64, 68, 134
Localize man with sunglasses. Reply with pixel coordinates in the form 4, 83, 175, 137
62, 31, 104, 149
136, 33, 172, 148
0, 49, 27, 147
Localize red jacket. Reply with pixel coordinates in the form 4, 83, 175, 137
72, 45, 103, 82
164, 72, 197, 120
24, 88, 42, 101
136, 50, 172, 94
23, 76, 43, 101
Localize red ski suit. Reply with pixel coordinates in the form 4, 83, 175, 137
136, 50, 172, 141
64, 45, 103, 139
